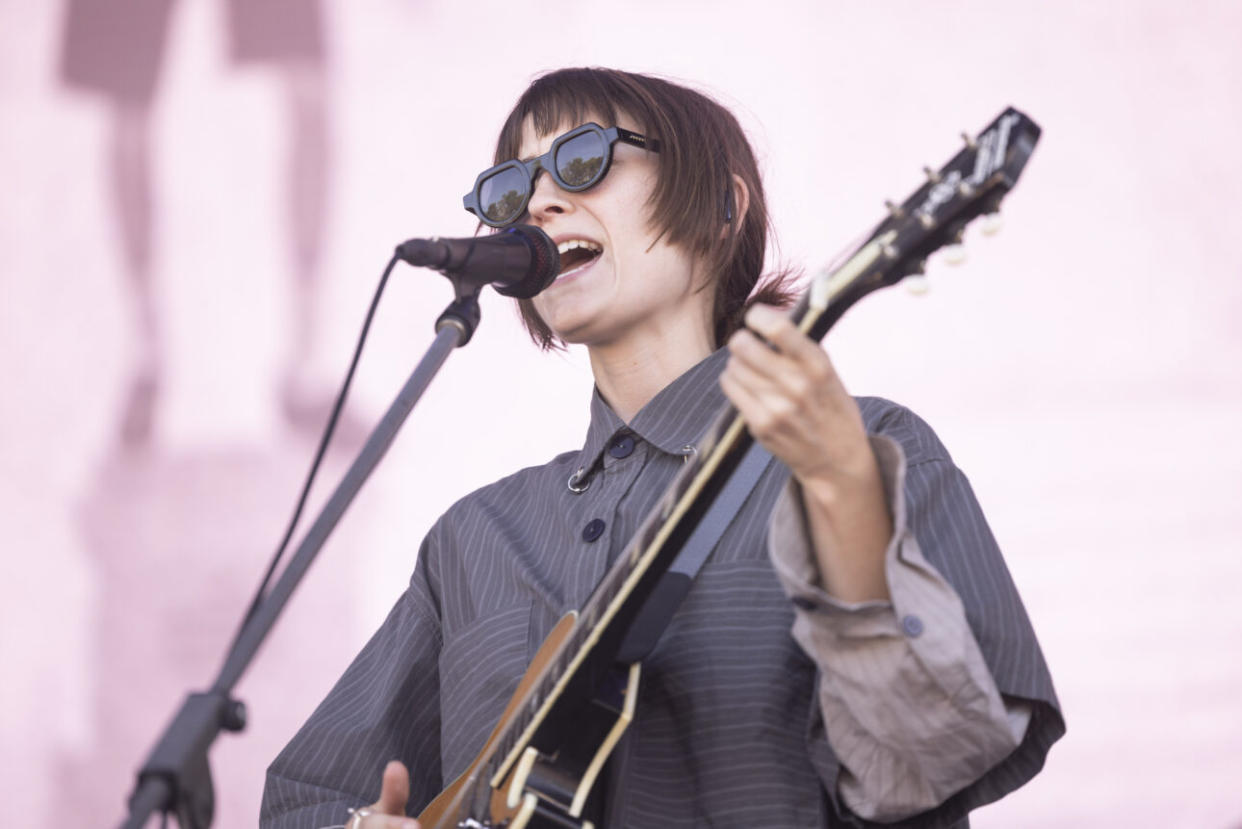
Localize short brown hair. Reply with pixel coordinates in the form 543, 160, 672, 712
492, 67, 797, 349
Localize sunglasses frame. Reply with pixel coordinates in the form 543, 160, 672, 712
462, 122, 659, 228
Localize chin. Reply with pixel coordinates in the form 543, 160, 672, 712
535, 301, 614, 347
540, 313, 616, 348
545, 322, 597, 347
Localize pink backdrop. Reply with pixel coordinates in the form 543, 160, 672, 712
2, 1, 1240, 826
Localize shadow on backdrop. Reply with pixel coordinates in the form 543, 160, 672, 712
55, 1, 364, 823
58, 0, 337, 447
63, 444, 357, 825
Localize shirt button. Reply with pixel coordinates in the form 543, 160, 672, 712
608, 434, 635, 459
582, 518, 606, 542
901, 614, 925, 637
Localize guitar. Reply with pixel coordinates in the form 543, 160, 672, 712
417, 107, 1042, 829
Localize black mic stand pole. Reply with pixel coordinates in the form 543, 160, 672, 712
119, 277, 483, 829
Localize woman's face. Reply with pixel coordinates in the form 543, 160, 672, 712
517, 115, 715, 353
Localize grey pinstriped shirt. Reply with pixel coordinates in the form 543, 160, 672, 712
262, 348, 1063, 828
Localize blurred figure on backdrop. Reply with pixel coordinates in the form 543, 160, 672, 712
56, 1, 350, 825
59, 0, 333, 446
262, 68, 1064, 828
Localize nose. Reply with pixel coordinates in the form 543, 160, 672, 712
526, 166, 573, 225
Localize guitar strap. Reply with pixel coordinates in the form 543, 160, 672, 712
614, 441, 774, 664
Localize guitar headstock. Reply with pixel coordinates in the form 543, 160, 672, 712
879, 107, 1039, 280
802, 107, 1040, 334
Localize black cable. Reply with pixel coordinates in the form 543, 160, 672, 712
225, 253, 401, 655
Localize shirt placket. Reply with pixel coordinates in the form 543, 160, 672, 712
563, 430, 651, 608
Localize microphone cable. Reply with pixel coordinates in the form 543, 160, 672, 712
224, 252, 400, 655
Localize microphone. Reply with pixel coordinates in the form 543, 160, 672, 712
396, 225, 560, 299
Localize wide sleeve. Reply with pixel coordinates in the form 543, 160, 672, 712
260, 535, 446, 829
769, 399, 1065, 827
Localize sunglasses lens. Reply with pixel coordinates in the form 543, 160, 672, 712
555, 131, 606, 188
478, 165, 529, 224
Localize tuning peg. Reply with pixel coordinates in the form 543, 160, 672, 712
942, 245, 967, 266
961, 131, 978, 150
922, 165, 942, 184
884, 199, 905, 219
902, 259, 928, 295
981, 211, 1004, 235
904, 274, 931, 295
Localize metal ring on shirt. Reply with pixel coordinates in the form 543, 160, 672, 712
568, 467, 590, 493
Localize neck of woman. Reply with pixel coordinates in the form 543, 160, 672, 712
587, 326, 715, 423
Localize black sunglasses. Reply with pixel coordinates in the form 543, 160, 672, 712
462, 122, 660, 228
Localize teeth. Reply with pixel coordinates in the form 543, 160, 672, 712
556, 239, 602, 256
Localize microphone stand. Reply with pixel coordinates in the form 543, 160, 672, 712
118, 276, 483, 829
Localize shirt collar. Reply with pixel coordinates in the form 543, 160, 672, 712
574, 348, 730, 475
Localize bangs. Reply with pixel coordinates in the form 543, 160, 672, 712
494, 69, 651, 164
492, 68, 692, 253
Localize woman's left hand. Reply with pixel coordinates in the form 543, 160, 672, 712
720, 304, 872, 485
720, 304, 893, 602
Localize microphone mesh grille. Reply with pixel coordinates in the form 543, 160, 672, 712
496, 225, 560, 298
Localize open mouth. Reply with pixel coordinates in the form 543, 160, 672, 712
556, 239, 603, 279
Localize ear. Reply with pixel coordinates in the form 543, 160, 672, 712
724, 173, 750, 232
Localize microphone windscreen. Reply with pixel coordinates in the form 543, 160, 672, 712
495, 225, 560, 298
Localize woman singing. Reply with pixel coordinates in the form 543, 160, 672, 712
262, 67, 1062, 829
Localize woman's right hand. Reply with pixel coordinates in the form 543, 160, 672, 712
350, 760, 420, 829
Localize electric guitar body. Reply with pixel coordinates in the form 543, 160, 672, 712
420, 611, 638, 829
